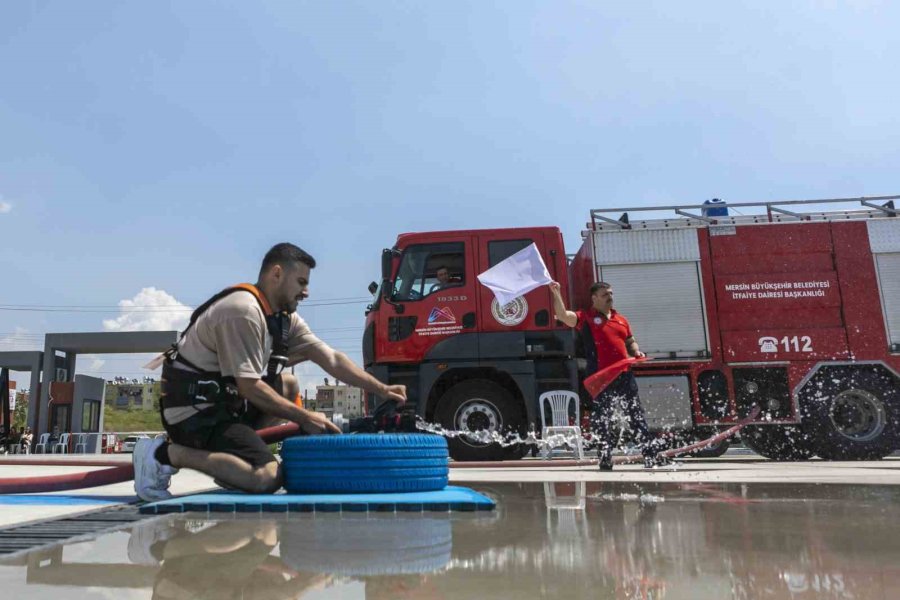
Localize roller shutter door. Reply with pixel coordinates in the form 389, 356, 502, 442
599, 262, 708, 357
874, 253, 900, 349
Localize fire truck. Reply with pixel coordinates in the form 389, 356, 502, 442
363, 195, 900, 461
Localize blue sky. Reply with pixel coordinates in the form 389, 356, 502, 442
2, 1, 899, 394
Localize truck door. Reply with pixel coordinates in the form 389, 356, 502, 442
476, 232, 556, 336
375, 236, 478, 364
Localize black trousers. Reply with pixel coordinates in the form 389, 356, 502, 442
589, 372, 657, 457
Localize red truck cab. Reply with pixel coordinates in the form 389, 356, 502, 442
364, 227, 576, 460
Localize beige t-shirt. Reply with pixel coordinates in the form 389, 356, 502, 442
162, 290, 324, 425
175, 290, 324, 378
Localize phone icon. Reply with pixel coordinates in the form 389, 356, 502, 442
758, 337, 778, 353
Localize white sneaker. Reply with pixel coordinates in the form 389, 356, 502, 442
127, 519, 175, 565
133, 437, 177, 502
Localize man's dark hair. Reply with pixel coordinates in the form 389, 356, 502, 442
436, 265, 449, 273
589, 281, 612, 295
260, 243, 317, 277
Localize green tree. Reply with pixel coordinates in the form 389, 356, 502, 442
12, 394, 28, 429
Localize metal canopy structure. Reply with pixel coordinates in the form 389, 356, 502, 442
0, 351, 44, 432
37, 331, 179, 436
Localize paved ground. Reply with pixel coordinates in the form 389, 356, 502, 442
452, 455, 900, 484
2, 452, 899, 529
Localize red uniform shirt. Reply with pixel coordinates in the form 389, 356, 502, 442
576, 308, 633, 371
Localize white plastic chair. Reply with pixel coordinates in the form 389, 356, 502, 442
34, 433, 51, 454
539, 390, 584, 459
544, 482, 589, 538
74, 434, 88, 453
52, 433, 71, 454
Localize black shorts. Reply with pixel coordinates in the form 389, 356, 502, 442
160, 365, 291, 469
162, 407, 277, 470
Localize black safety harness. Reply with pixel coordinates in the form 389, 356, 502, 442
160, 284, 291, 430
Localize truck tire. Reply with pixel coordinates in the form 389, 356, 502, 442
741, 425, 815, 461
280, 433, 449, 493
800, 369, 899, 460
434, 379, 528, 462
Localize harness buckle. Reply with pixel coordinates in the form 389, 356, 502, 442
194, 379, 220, 403
269, 355, 289, 376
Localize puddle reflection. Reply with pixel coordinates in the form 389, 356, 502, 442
2, 482, 900, 599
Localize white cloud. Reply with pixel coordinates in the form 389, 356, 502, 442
0, 201, 11, 213
0, 327, 40, 351
80, 354, 107, 373
102, 287, 191, 332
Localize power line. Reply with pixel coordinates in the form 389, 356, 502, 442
0, 296, 371, 309
0, 325, 363, 338
0, 299, 370, 313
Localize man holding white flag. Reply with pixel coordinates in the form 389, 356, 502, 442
549, 280, 667, 470
477, 243, 553, 307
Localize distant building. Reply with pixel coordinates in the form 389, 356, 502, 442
315, 380, 363, 420
104, 377, 160, 411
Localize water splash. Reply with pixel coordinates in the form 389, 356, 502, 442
591, 492, 666, 503
413, 418, 587, 454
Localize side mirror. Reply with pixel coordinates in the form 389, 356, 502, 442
368, 281, 378, 295
379, 248, 404, 314
381, 248, 394, 281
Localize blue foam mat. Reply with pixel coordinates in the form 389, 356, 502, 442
139, 485, 495, 514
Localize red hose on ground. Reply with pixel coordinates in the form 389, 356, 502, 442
0, 464, 136, 494
613, 405, 761, 465
0, 422, 302, 494
0, 410, 761, 493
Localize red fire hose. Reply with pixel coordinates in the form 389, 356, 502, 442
0, 408, 762, 493
0, 422, 302, 494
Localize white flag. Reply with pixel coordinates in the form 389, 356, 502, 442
477, 243, 552, 306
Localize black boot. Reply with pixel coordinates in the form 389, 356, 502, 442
643, 453, 673, 469
598, 450, 613, 471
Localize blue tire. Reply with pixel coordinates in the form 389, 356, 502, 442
280, 517, 452, 576
280, 433, 449, 494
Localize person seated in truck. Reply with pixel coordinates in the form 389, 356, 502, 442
549, 280, 667, 470
428, 266, 461, 293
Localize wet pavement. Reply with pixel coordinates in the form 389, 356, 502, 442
2, 481, 900, 599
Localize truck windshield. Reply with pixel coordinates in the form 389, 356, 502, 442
392, 242, 465, 301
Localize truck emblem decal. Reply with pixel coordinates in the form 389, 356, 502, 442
428, 307, 456, 325
491, 297, 528, 326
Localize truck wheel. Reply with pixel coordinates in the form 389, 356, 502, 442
800, 370, 899, 460
434, 379, 528, 462
741, 425, 814, 461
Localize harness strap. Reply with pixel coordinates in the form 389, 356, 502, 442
161, 366, 235, 409
266, 312, 290, 384
165, 283, 290, 383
